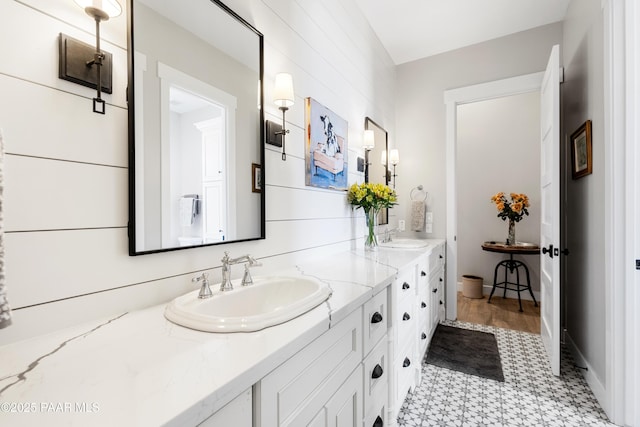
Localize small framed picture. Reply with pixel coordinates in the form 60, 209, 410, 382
570, 120, 592, 179
252, 163, 262, 193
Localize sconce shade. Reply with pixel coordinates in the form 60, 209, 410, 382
390, 149, 400, 165
363, 129, 375, 150
74, 0, 122, 19
273, 73, 294, 108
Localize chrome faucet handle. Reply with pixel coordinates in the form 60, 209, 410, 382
241, 258, 262, 286
247, 256, 261, 267
220, 251, 234, 292
193, 273, 213, 299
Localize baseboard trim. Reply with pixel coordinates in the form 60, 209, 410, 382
456, 281, 540, 302
564, 333, 610, 417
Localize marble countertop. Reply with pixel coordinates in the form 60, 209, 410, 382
0, 243, 442, 426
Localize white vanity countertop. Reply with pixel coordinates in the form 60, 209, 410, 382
0, 242, 442, 426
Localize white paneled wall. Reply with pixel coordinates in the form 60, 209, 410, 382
0, 0, 395, 345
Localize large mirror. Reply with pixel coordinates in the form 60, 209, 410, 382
128, 0, 265, 255
365, 117, 389, 225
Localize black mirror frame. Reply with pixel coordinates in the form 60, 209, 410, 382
126, 0, 265, 255
364, 116, 389, 225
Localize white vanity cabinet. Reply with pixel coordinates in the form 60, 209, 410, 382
362, 288, 390, 427
416, 254, 430, 363
389, 265, 419, 421
415, 254, 430, 387
255, 285, 391, 427
388, 241, 447, 423
428, 242, 446, 340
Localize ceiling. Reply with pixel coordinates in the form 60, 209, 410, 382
353, 0, 570, 65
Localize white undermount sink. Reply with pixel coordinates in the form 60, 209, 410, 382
378, 238, 431, 249
165, 276, 332, 332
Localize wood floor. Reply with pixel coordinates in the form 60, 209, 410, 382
456, 291, 540, 334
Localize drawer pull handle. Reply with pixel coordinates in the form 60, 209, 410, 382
403, 357, 411, 368
402, 282, 410, 290
432, 288, 437, 293
439, 254, 443, 259
440, 300, 443, 305
372, 364, 384, 379
439, 277, 443, 282
421, 301, 426, 308
373, 415, 383, 427
371, 311, 383, 324
403, 312, 411, 321
421, 271, 426, 277
421, 332, 427, 340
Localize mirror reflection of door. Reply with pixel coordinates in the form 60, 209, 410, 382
157, 63, 237, 249
194, 116, 226, 244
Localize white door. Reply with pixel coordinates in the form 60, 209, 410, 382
540, 44, 561, 376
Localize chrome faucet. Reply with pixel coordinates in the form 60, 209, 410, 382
382, 227, 399, 243
220, 252, 261, 291
193, 273, 212, 299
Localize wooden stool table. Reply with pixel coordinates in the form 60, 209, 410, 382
481, 241, 540, 312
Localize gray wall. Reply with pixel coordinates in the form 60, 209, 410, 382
395, 22, 563, 240
561, 0, 606, 396
457, 92, 541, 295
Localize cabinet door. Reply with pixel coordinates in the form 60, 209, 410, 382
325, 365, 363, 427
256, 308, 362, 427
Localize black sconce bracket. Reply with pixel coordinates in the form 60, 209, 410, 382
265, 120, 283, 147
58, 33, 113, 95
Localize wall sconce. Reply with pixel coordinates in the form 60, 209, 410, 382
59, 0, 121, 114
389, 149, 399, 188
272, 73, 295, 161
363, 129, 375, 182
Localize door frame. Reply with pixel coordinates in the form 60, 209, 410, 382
444, 71, 545, 321
603, 0, 639, 424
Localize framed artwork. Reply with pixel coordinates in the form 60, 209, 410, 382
305, 97, 349, 190
570, 120, 592, 179
252, 163, 261, 193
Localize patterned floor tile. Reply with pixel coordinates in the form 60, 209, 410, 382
396, 321, 616, 427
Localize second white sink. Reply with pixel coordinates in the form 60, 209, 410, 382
165, 276, 332, 332
379, 238, 431, 249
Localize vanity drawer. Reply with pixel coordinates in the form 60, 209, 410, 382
395, 340, 417, 408
363, 287, 388, 355
395, 268, 416, 299
417, 256, 429, 288
363, 399, 387, 427
363, 335, 388, 413
427, 244, 445, 276
396, 297, 415, 347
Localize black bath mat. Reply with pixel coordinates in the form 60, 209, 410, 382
426, 324, 504, 382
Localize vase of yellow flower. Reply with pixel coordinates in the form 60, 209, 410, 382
490, 192, 530, 245
348, 183, 398, 251
365, 207, 379, 249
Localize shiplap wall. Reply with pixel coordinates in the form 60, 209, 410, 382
0, 0, 395, 345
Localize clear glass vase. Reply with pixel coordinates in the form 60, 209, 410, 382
365, 208, 379, 251
507, 218, 516, 245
